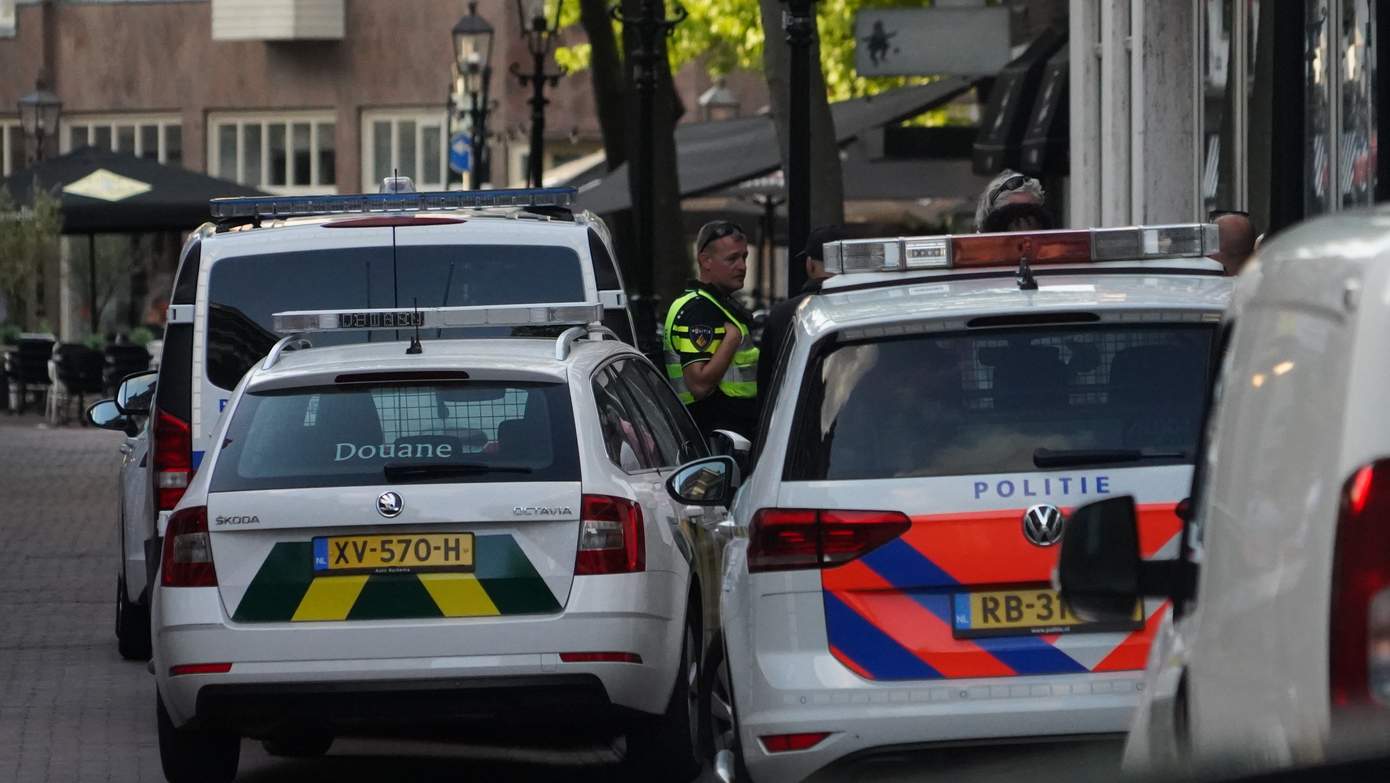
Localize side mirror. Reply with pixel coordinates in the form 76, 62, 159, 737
115, 370, 157, 416
665, 456, 741, 507
87, 400, 133, 433
709, 429, 752, 459
1058, 495, 1198, 622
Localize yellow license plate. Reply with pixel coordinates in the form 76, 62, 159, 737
312, 533, 474, 574
952, 588, 1142, 638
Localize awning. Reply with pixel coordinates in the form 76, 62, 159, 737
1, 146, 266, 234
571, 77, 978, 213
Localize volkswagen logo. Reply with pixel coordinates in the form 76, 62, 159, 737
1022, 504, 1066, 547
377, 491, 403, 518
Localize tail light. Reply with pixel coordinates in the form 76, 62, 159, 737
1330, 459, 1390, 708
748, 509, 910, 573
760, 732, 830, 753
576, 494, 644, 575
154, 409, 193, 511
161, 506, 217, 587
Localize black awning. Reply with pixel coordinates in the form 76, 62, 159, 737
1020, 43, 1069, 176
972, 28, 1066, 175
1, 146, 266, 234
572, 77, 978, 213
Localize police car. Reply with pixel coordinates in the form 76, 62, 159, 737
121, 182, 634, 660
151, 302, 716, 783
666, 224, 1232, 781
1057, 209, 1390, 776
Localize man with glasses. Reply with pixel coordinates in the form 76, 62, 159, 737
662, 221, 760, 438
1208, 209, 1257, 275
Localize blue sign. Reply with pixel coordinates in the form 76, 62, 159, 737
449, 132, 472, 174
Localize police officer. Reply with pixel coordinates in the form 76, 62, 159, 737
757, 224, 846, 398
663, 221, 759, 438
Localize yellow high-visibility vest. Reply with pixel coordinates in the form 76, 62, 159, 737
662, 288, 759, 404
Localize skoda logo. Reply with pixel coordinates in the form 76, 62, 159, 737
1022, 504, 1066, 547
377, 491, 403, 518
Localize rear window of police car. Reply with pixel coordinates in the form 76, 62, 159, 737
206, 245, 587, 390
785, 324, 1214, 481
211, 381, 579, 491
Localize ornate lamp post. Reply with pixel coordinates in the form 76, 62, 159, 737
18, 70, 62, 164
511, 0, 565, 188
782, 0, 815, 294
453, 2, 496, 189
697, 77, 740, 122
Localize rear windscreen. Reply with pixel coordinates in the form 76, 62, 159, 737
211, 381, 579, 491
785, 324, 1214, 481
206, 245, 587, 390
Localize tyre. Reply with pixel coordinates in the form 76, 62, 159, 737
699, 631, 749, 780
625, 614, 701, 781
156, 692, 239, 783
116, 574, 151, 661
262, 732, 334, 758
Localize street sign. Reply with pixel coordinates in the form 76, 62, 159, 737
854, 7, 1011, 77
449, 132, 472, 174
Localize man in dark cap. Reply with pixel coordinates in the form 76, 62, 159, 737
755, 224, 847, 408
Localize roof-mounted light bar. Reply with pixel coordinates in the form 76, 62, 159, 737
271, 303, 603, 335
823, 224, 1220, 275
210, 186, 577, 222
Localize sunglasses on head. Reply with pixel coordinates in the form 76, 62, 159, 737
697, 221, 746, 253
987, 174, 1029, 208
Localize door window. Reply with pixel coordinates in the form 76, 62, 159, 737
593, 367, 659, 472
611, 359, 684, 467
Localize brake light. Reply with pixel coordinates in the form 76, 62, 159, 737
169, 662, 232, 676
760, 732, 830, 753
153, 409, 193, 511
748, 509, 910, 573
161, 506, 217, 587
1330, 459, 1390, 708
575, 494, 644, 575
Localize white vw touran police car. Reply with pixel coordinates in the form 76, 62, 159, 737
667, 224, 1232, 781
1059, 209, 1390, 777
152, 302, 716, 782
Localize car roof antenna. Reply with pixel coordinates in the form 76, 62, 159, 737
1016, 237, 1039, 291
406, 297, 424, 355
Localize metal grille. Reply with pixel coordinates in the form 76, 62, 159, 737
369, 386, 528, 450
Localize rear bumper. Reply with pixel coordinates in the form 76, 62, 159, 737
193, 674, 629, 738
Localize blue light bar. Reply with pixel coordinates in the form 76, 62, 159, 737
209, 186, 577, 221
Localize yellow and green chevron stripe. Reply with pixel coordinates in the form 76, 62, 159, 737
232, 534, 561, 623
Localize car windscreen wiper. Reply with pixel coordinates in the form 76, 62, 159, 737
1032, 447, 1190, 468
383, 462, 533, 481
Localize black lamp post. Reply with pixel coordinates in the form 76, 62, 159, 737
511, 0, 565, 188
782, 0, 815, 295
453, 2, 495, 190
18, 70, 62, 164
613, 0, 686, 357
697, 76, 740, 122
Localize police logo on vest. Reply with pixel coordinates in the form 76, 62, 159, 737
690, 324, 715, 351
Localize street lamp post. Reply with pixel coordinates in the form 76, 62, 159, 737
17, 70, 62, 164
782, 0, 815, 295
453, 2, 496, 189
613, 0, 686, 357
697, 76, 740, 123
511, 0, 565, 188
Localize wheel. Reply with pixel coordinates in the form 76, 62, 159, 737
699, 631, 750, 780
116, 574, 151, 661
262, 732, 334, 758
156, 691, 239, 783
625, 614, 701, 781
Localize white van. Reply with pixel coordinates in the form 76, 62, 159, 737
1058, 208, 1390, 776
119, 184, 634, 658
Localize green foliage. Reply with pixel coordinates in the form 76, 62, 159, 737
556, 0, 944, 102
128, 326, 155, 347
83, 332, 106, 351
0, 183, 62, 331
0, 323, 20, 345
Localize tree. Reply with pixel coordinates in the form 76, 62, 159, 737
0, 184, 61, 330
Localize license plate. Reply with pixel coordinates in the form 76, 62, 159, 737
312, 533, 474, 574
951, 588, 1142, 638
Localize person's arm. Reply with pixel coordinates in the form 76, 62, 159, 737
682, 322, 741, 400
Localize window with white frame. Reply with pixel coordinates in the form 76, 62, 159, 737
209, 112, 336, 193
1, 120, 22, 177
362, 110, 448, 191
64, 115, 183, 166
